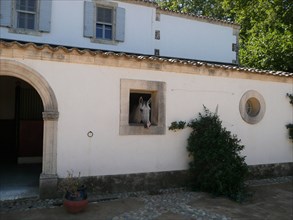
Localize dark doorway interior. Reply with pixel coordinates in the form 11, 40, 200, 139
0, 76, 43, 200
0, 164, 41, 200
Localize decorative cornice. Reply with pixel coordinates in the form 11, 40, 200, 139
0, 41, 292, 82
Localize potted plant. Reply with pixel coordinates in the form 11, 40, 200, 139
58, 170, 88, 213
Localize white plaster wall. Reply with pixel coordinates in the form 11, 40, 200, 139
157, 14, 236, 63
9, 58, 292, 178
0, 0, 236, 63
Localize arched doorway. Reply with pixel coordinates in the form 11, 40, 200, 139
0, 59, 59, 198
0, 76, 44, 199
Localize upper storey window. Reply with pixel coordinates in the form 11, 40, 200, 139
16, 0, 37, 30
0, 0, 52, 34
84, 1, 125, 44
96, 7, 113, 40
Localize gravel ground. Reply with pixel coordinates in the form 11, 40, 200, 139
112, 191, 230, 220
0, 176, 292, 219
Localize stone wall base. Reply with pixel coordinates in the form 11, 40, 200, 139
247, 162, 293, 180
39, 173, 58, 199
52, 162, 293, 199
58, 170, 189, 196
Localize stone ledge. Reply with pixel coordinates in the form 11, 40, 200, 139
54, 162, 293, 199
247, 162, 293, 180
59, 170, 189, 195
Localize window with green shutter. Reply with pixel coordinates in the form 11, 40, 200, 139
84, 1, 125, 44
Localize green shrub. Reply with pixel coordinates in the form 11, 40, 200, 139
286, 124, 293, 140
186, 106, 248, 202
168, 121, 186, 131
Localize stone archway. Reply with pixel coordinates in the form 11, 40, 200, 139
0, 59, 59, 198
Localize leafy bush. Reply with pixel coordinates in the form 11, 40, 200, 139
186, 106, 248, 202
168, 121, 186, 131
286, 124, 293, 140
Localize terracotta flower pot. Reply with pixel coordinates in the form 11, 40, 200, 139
63, 199, 88, 213
63, 186, 88, 213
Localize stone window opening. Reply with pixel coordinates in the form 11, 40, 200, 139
156, 12, 160, 21
129, 91, 159, 127
120, 79, 166, 135
245, 97, 261, 117
239, 90, 266, 124
154, 49, 160, 56
155, 30, 160, 40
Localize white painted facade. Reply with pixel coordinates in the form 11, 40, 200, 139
1, 56, 291, 178
0, 1, 292, 198
0, 0, 238, 64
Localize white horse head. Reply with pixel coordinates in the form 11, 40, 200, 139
130, 96, 151, 128
138, 96, 151, 128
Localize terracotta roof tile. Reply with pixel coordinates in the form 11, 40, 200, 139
1, 40, 292, 77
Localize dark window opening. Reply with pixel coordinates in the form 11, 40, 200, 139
154, 49, 160, 56
245, 97, 261, 117
129, 92, 153, 125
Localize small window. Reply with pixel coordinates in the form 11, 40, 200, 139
84, 1, 125, 43
156, 12, 160, 21
120, 79, 166, 135
239, 90, 266, 124
232, 43, 238, 52
155, 30, 160, 40
154, 49, 160, 56
16, 0, 37, 30
245, 97, 260, 117
96, 7, 113, 40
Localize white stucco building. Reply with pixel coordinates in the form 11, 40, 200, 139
0, 0, 292, 198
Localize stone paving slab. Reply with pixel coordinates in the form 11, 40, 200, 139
0, 179, 292, 220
